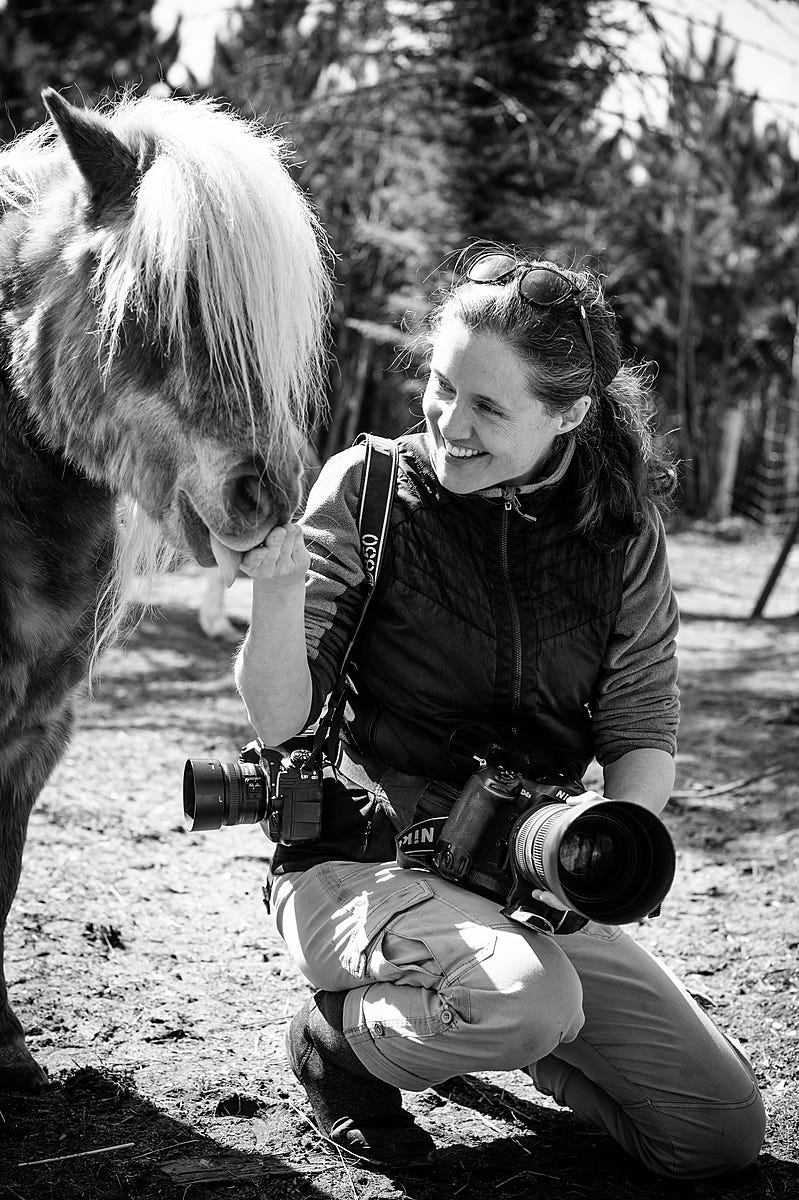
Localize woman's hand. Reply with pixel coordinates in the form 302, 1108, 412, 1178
239, 522, 310, 586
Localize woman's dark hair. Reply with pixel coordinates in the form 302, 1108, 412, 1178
426, 249, 677, 548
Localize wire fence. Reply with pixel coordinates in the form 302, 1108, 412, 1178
735, 388, 799, 530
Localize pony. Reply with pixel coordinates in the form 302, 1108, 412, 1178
0, 88, 331, 1090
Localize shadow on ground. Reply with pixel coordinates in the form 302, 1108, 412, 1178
429, 1076, 799, 1200
0, 1066, 343, 1200
4, 1068, 797, 1200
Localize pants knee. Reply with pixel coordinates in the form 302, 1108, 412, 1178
693, 1094, 766, 1179
471, 931, 585, 1068
653, 1090, 767, 1180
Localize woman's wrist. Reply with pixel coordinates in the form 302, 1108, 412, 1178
251, 571, 306, 600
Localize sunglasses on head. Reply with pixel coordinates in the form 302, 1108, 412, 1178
465, 252, 597, 395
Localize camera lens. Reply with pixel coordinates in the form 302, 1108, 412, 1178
183, 759, 270, 831
512, 799, 675, 924
558, 822, 626, 888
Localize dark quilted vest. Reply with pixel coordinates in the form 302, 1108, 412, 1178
343, 433, 625, 785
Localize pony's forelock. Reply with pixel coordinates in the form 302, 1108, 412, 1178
97, 94, 332, 456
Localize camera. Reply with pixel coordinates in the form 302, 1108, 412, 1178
183, 739, 323, 844
398, 761, 675, 930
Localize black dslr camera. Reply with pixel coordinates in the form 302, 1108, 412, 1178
398, 760, 676, 932
183, 739, 323, 844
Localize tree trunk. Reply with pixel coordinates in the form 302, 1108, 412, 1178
783, 306, 799, 507
676, 180, 698, 509
708, 401, 746, 521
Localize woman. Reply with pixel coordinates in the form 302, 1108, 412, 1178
235, 249, 765, 1176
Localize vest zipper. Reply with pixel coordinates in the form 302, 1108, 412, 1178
503, 488, 538, 524
501, 492, 524, 737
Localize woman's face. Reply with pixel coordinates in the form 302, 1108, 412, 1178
422, 317, 566, 493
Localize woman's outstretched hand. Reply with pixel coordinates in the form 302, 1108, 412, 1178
239, 522, 310, 586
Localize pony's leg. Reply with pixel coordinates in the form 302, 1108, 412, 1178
0, 785, 48, 1090
198, 566, 241, 640
0, 716, 71, 1091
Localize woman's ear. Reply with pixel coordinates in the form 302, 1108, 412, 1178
558, 395, 591, 434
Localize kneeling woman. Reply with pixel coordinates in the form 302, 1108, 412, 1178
235, 249, 766, 1177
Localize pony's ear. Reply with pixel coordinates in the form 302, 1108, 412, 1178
41, 88, 139, 215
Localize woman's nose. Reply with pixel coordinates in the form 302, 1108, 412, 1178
438, 398, 471, 439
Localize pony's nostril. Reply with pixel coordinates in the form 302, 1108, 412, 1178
241, 474, 263, 514
224, 468, 271, 525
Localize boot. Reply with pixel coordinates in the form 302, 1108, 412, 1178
285, 990, 436, 1168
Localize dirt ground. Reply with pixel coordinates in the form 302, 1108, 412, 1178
1, 521, 798, 1200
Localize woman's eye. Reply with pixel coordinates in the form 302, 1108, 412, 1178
477, 401, 502, 417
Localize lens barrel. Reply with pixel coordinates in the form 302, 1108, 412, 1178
512, 799, 675, 924
183, 759, 270, 831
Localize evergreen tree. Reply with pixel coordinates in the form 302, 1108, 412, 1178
401, 0, 615, 251
594, 22, 798, 515
0, 0, 180, 142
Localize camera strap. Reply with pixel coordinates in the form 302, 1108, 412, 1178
307, 434, 399, 767
396, 813, 588, 936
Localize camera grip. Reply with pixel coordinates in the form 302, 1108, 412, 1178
433, 767, 521, 883
272, 750, 324, 844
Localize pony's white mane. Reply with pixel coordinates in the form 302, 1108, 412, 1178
0, 91, 333, 463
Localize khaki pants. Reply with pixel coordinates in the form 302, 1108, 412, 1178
270, 860, 765, 1179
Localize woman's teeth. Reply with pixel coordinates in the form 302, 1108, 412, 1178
444, 441, 483, 458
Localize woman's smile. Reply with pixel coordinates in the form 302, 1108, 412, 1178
442, 438, 486, 460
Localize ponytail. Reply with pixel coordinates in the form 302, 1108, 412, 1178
570, 363, 677, 549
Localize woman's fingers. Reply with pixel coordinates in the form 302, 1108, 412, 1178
530, 888, 571, 913
240, 523, 309, 582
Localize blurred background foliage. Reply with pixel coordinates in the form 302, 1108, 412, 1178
2, 0, 799, 523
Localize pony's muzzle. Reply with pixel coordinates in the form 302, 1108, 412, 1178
222, 463, 297, 541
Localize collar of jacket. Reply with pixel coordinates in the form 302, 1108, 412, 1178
477, 436, 575, 503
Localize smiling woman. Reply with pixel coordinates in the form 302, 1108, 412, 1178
230, 246, 765, 1179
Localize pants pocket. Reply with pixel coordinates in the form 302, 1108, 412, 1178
333, 870, 436, 979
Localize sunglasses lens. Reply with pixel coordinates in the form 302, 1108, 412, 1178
467, 253, 518, 284
518, 267, 573, 306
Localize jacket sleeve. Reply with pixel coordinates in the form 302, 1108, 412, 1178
591, 507, 680, 764
298, 443, 368, 729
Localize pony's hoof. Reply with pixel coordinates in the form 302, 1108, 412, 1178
0, 1044, 49, 1092
198, 614, 241, 641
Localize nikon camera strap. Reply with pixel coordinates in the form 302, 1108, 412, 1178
309, 433, 399, 763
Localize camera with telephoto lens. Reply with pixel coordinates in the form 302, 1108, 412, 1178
399, 758, 676, 930
182, 739, 323, 844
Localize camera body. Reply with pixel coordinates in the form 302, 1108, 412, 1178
431, 765, 582, 896
183, 738, 323, 843
397, 760, 676, 931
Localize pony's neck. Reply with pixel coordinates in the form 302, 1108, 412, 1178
0, 366, 117, 598
1, 363, 113, 502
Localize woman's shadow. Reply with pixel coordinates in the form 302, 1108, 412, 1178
428, 1074, 799, 1200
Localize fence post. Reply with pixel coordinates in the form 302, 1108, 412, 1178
750, 510, 799, 618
